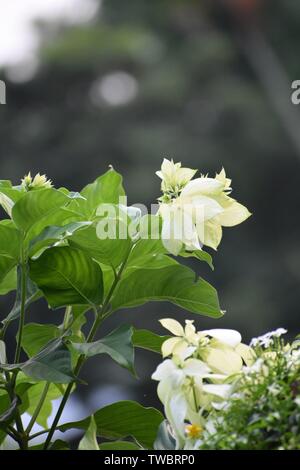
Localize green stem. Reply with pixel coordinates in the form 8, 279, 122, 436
26, 382, 50, 435
14, 256, 27, 364
43, 245, 133, 450
63, 306, 72, 331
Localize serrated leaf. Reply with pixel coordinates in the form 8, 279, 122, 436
29, 246, 103, 308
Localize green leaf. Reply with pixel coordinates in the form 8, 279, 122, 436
59, 400, 164, 449
12, 188, 69, 234
79, 169, 125, 219
20, 381, 62, 428
0, 221, 21, 285
99, 440, 141, 450
78, 416, 99, 450
0, 396, 21, 429
179, 249, 214, 270
29, 221, 91, 257
22, 339, 75, 384
0, 267, 17, 295
70, 324, 134, 373
2, 339, 75, 384
69, 220, 131, 268
132, 329, 169, 354
29, 246, 103, 308
1, 268, 41, 327
0, 181, 24, 217
22, 323, 60, 357
111, 264, 222, 318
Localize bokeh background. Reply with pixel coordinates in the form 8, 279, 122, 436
1, 0, 300, 441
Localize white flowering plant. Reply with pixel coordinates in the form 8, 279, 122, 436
0, 160, 250, 450
153, 325, 300, 450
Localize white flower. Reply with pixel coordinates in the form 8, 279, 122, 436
156, 158, 196, 195
21, 172, 53, 191
156, 160, 251, 255
159, 318, 199, 358
250, 328, 287, 348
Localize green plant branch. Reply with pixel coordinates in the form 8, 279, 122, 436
25, 382, 50, 435
43, 244, 133, 450
14, 249, 27, 364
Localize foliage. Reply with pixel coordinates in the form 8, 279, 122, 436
0, 159, 249, 450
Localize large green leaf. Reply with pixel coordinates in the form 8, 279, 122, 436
29, 221, 91, 257
0, 221, 21, 285
59, 400, 164, 449
1, 339, 75, 384
22, 323, 60, 357
132, 329, 169, 354
12, 188, 69, 234
111, 264, 222, 317
79, 169, 125, 218
70, 324, 134, 373
29, 246, 103, 308
69, 220, 131, 268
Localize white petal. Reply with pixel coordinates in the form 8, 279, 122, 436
181, 178, 224, 197
202, 329, 242, 347
202, 383, 232, 399
160, 318, 184, 336
183, 358, 211, 376
167, 392, 188, 445
186, 195, 223, 221
161, 338, 184, 358
151, 359, 177, 381
216, 200, 251, 227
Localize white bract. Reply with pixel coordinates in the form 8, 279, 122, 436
152, 319, 255, 448
156, 159, 251, 255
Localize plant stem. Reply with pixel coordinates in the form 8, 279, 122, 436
14, 254, 27, 364
26, 382, 50, 435
43, 245, 133, 450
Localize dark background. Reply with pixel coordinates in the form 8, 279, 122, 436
0, 0, 300, 434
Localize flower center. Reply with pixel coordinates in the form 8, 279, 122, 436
185, 423, 203, 439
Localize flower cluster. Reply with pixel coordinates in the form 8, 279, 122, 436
21, 172, 53, 191
153, 323, 300, 450
152, 318, 254, 449
156, 159, 251, 254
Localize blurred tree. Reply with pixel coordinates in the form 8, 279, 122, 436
0, 0, 300, 419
